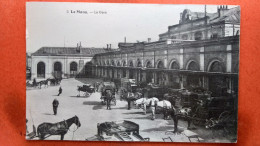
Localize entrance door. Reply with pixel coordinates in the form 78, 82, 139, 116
70, 62, 78, 77
54, 62, 62, 79
37, 62, 45, 78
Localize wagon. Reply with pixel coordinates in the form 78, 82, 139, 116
77, 84, 95, 97
192, 95, 236, 125
86, 120, 150, 141
100, 82, 117, 105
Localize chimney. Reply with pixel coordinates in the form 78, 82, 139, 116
148, 38, 151, 43
109, 44, 112, 49
218, 5, 228, 17
180, 12, 183, 23
76, 42, 80, 53
107, 44, 109, 50
124, 37, 126, 43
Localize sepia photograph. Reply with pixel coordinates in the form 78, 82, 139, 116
26, 2, 240, 143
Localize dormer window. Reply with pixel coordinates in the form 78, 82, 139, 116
212, 33, 218, 39
195, 31, 203, 40
182, 34, 188, 40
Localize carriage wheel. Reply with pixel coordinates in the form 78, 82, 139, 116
192, 114, 201, 126
218, 111, 231, 123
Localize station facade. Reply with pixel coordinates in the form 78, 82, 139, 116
91, 6, 240, 96
31, 45, 108, 79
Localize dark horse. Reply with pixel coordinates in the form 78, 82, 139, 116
165, 107, 193, 133
37, 116, 81, 140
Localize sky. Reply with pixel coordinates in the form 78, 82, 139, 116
26, 2, 238, 53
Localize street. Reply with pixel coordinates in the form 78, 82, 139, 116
26, 78, 235, 142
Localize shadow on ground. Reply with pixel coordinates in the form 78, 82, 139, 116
42, 113, 54, 115
125, 116, 152, 120
122, 111, 144, 115
142, 125, 178, 133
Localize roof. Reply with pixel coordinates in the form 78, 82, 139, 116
32, 47, 109, 56
210, 6, 240, 24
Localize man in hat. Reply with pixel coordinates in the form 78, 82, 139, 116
57, 86, 62, 96
52, 98, 59, 115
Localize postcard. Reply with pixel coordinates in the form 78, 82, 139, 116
26, 2, 240, 142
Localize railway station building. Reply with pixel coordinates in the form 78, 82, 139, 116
91, 6, 240, 96
30, 43, 108, 79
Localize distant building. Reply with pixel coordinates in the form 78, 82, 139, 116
31, 43, 109, 79
26, 53, 32, 79
91, 6, 240, 96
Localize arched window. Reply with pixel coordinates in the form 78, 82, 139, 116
117, 61, 121, 66
111, 60, 115, 66
195, 31, 203, 40
146, 61, 152, 68
129, 61, 134, 67
37, 62, 45, 78
54, 62, 62, 71
187, 61, 199, 71
137, 60, 142, 67
122, 61, 126, 67
70, 62, 77, 71
170, 61, 179, 69
157, 60, 164, 69
209, 61, 224, 72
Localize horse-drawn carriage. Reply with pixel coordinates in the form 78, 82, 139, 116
172, 88, 236, 128
100, 82, 116, 105
86, 120, 149, 141
77, 84, 95, 97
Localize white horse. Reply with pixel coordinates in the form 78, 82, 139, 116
157, 100, 172, 109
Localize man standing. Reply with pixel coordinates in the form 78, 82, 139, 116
57, 86, 62, 96
106, 90, 112, 110
127, 92, 134, 110
169, 106, 178, 133
52, 98, 59, 115
149, 97, 158, 120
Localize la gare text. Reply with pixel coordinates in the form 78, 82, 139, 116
67, 10, 107, 14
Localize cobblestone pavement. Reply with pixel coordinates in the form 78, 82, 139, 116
26, 78, 236, 142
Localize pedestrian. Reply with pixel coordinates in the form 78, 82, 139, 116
52, 98, 59, 115
149, 98, 158, 120
169, 106, 178, 133
33, 78, 37, 88
127, 92, 134, 110
57, 86, 62, 96
106, 90, 112, 110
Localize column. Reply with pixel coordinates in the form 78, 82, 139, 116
200, 47, 205, 71
226, 45, 232, 72
179, 48, 184, 69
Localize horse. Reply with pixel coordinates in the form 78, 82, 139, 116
37, 115, 81, 140
49, 78, 61, 86
39, 79, 49, 88
156, 100, 172, 119
165, 107, 194, 133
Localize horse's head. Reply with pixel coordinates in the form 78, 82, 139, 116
74, 115, 81, 127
